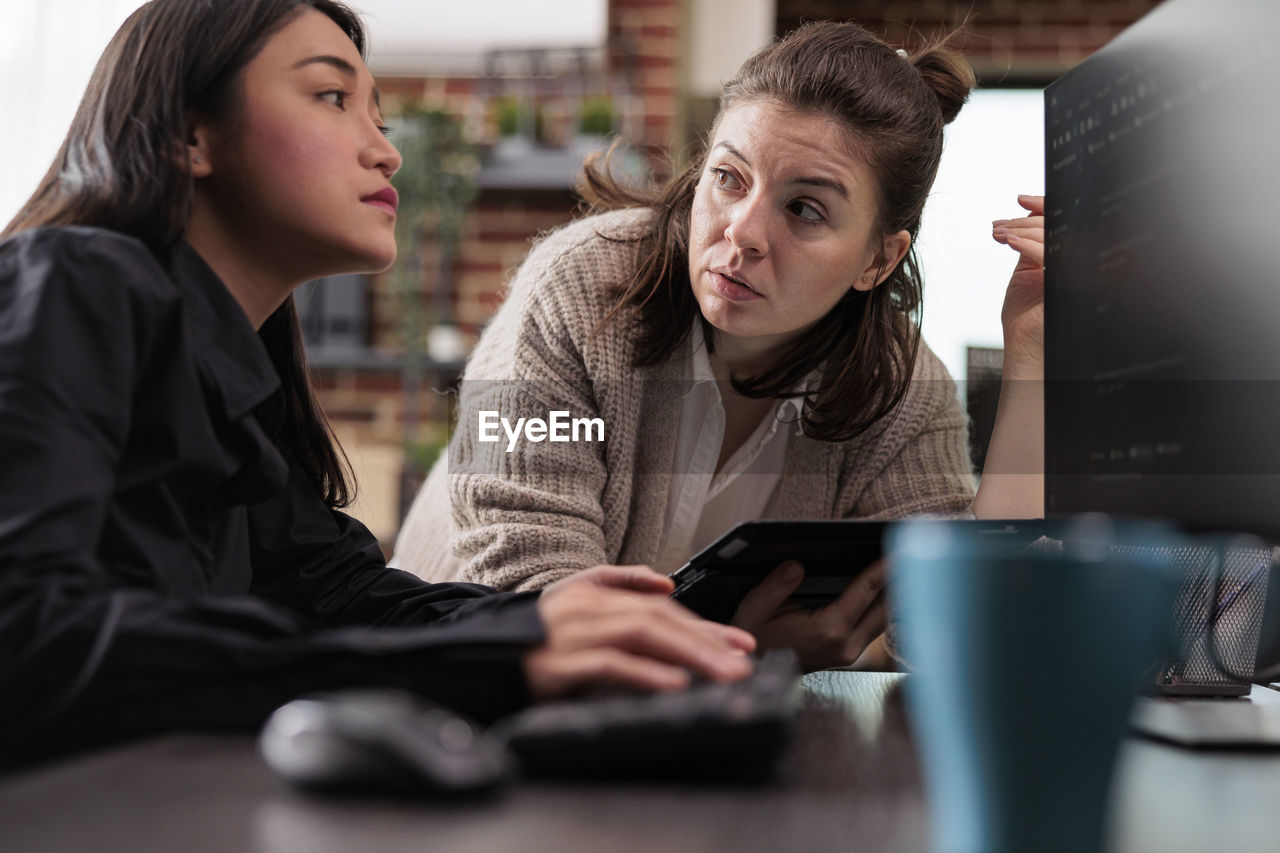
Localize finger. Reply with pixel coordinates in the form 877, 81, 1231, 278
818, 559, 887, 628
548, 597, 754, 673
1017, 194, 1045, 214
577, 564, 675, 595
992, 222, 1044, 239
578, 608, 755, 682
715, 623, 758, 653
1005, 233, 1044, 266
526, 648, 691, 699
991, 215, 1043, 229
731, 560, 805, 630
582, 585, 747, 632
998, 225, 1044, 241
991, 222, 1043, 245
658, 599, 763, 653
842, 594, 888, 663
994, 227, 1045, 251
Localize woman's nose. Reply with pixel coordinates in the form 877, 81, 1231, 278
724, 195, 768, 256
363, 126, 402, 179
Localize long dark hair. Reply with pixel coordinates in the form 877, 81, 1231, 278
582, 21, 974, 442
1, 0, 363, 506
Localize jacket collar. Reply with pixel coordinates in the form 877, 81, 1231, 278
165, 242, 281, 422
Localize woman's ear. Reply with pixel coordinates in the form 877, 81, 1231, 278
852, 230, 912, 291
183, 118, 214, 178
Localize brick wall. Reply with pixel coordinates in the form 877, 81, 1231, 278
609, 0, 684, 154
777, 0, 1166, 83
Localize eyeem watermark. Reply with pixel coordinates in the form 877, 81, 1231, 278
478, 410, 605, 452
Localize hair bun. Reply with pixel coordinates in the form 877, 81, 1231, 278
909, 45, 976, 125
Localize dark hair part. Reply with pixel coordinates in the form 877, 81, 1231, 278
582, 21, 974, 442
2, 0, 364, 506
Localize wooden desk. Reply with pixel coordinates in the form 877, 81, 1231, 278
2, 673, 1278, 853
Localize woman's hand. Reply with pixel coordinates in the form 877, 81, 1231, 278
992, 194, 1046, 377
975, 194, 1047, 518
730, 560, 887, 671
524, 565, 756, 700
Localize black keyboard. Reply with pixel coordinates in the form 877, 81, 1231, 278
492, 650, 802, 781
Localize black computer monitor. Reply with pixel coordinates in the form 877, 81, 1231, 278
1044, 0, 1280, 541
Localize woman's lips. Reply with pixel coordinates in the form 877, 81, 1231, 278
709, 270, 763, 302
361, 187, 399, 215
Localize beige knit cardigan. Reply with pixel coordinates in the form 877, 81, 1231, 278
392, 208, 977, 590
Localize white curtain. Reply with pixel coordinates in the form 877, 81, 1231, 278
0, 0, 144, 228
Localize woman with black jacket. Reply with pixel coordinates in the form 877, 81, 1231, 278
0, 0, 754, 768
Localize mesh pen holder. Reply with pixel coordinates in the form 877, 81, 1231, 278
1115, 539, 1273, 695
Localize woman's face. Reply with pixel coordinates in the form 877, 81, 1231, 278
194, 8, 402, 279
687, 100, 910, 353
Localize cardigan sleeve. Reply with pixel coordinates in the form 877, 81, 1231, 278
440, 218, 641, 592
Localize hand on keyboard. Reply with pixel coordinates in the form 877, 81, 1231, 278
495, 650, 802, 781
526, 564, 756, 698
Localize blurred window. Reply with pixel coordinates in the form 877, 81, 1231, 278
366, 0, 608, 75
918, 88, 1045, 382
296, 275, 388, 369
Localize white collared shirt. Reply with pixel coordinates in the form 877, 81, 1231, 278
656, 321, 810, 572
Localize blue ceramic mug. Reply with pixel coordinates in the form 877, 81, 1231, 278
889, 516, 1181, 853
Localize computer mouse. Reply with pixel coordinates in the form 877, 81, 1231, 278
258, 688, 511, 796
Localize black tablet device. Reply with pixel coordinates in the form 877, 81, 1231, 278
669, 519, 1042, 623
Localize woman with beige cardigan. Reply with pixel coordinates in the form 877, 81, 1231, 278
394, 22, 1045, 670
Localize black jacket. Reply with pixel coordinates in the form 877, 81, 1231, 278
0, 226, 544, 767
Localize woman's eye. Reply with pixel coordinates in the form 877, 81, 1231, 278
710, 167, 741, 190
789, 200, 824, 222
319, 90, 347, 109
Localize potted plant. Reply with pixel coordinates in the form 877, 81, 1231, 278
385, 104, 480, 507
